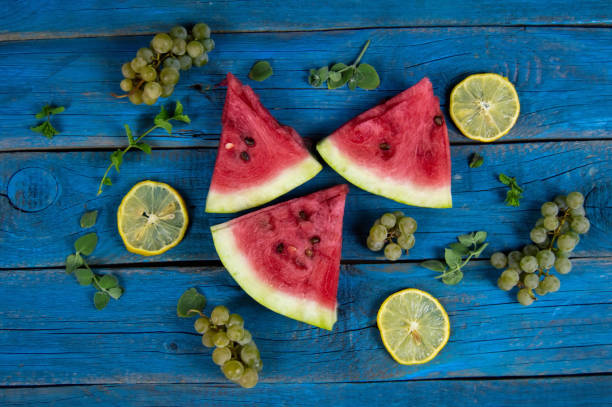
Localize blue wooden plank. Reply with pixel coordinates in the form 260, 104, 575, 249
0, 260, 610, 385
0, 28, 611, 150
1, 376, 611, 407
1, 0, 610, 41
0, 140, 610, 269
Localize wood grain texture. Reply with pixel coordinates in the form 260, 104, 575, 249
1, 27, 611, 150
1, 0, 610, 41
0, 260, 610, 385
2, 376, 611, 406
0, 140, 609, 269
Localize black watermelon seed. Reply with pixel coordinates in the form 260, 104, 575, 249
240, 151, 250, 161
434, 115, 443, 126
379, 142, 390, 151
244, 137, 255, 146
310, 236, 320, 244
299, 210, 308, 220
276, 243, 284, 253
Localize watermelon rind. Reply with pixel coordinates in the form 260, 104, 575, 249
211, 224, 337, 330
317, 138, 452, 208
205, 156, 323, 213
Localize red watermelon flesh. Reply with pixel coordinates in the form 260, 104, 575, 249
316, 77, 452, 208
205, 73, 322, 213
211, 184, 349, 330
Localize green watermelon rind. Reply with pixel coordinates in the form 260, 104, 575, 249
316, 138, 452, 208
205, 156, 323, 213
211, 223, 337, 330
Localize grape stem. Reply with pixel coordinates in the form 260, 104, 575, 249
112, 53, 170, 99
537, 209, 570, 278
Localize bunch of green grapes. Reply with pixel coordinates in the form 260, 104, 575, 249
119, 23, 214, 105
491, 192, 590, 305
367, 211, 417, 261
194, 305, 262, 388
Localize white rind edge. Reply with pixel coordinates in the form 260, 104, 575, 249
316, 138, 452, 208
205, 156, 323, 213
211, 224, 337, 330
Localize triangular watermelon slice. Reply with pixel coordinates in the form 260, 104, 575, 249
205, 73, 323, 213
211, 185, 349, 330
317, 77, 452, 208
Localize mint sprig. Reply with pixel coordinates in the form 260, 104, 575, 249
97, 101, 190, 195
249, 61, 273, 82
421, 231, 489, 285
498, 173, 523, 207
31, 104, 65, 139
469, 152, 484, 168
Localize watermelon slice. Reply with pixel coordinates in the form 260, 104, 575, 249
205, 73, 322, 213
317, 77, 452, 208
211, 185, 349, 330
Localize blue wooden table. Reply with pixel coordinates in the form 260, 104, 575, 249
1, 1, 611, 405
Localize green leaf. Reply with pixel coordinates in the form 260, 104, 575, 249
75, 268, 94, 286
110, 150, 124, 172
49, 106, 65, 115
173, 114, 190, 124
420, 259, 447, 273
155, 105, 170, 122
80, 210, 98, 229
248, 61, 273, 82
449, 242, 469, 256
442, 270, 464, 285
35, 105, 51, 119
66, 253, 83, 274
99, 274, 119, 289
317, 66, 329, 82
125, 124, 134, 144
474, 231, 487, 245
355, 63, 380, 90
108, 287, 123, 299
328, 70, 341, 82
472, 242, 489, 258
94, 291, 110, 310
327, 63, 352, 89
347, 77, 357, 90
308, 69, 322, 87
498, 173, 512, 185
469, 153, 484, 168
173, 101, 184, 116
458, 233, 475, 247
177, 287, 207, 317
31, 121, 59, 139
133, 142, 152, 154
444, 248, 463, 269
155, 119, 173, 135
102, 177, 112, 186
74, 233, 98, 256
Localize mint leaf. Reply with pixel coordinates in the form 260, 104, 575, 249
99, 274, 119, 289
133, 142, 152, 154
469, 153, 484, 168
94, 292, 110, 310
75, 268, 93, 286
156, 119, 172, 134
474, 231, 487, 245
444, 248, 462, 269
80, 210, 98, 229
472, 242, 489, 258
355, 63, 380, 90
155, 105, 170, 122
442, 269, 463, 285
74, 233, 98, 256
35, 105, 51, 119
66, 253, 83, 274
499, 174, 523, 207
498, 173, 512, 185
327, 63, 352, 89
449, 242, 469, 256
110, 150, 123, 172
31, 121, 59, 139
420, 260, 446, 273
125, 124, 134, 144
177, 287, 207, 317
32, 105, 64, 139
50, 106, 65, 115
458, 233, 475, 247
102, 177, 112, 186
173, 101, 184, 116
108, 287, 123, 300
249, 61, 273, 82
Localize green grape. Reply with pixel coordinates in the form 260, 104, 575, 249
194, 316, 210, 334
570, 215, 590, 234
380, 213, 396, 228
171, 38, 186, 56
163, 57, 181, 71
556, 233, 578, 252
143, 94, 156, 107
490, 252, 507, 269
136, 47, 155, 63
384, 243, 402, 261
237, 329, 252, 345
201, 329, 217, 348
213, 331, 230, 348
120, 78, 133, 92
542, 275, 560, 292
543, 216, 559, 231
522, 244, 539, 257
397, 233, 415, 250
160, 67, 180, 85
392, 211, 404, 219
238, 367, 259, 388
227, 325, 245, 341
144, 81, 162, 99
569, 206, 586, 217
398, 216, 417, 235
536, 249, 555, 269
221, 360, 245, 381
178, 54, 192, 70
140, 65, 157, 82
534, 217, 545, 228
553, 195, 568, 210
566, 191, 584, 209
251, 357, 263, 372
507, 251, 523, 269
211, 305, 230, 325
192, 23, 211, 40
130, 56, 147, 73
128, 90, 143, 105
529, 227, 548, 244
121, 62, 136, 79
519, 255, 538, 273
554, 257, 572, 274
559, 221, 571, 234
369, 224, 388, 242
151, 33, 173, 53
228, 313, 244, 328
517, 288, 534, 306
497, 277, 514, 291
186, 40, 204, 58
161, 84, 174, 98
534, 284, 548, 296
170, 25, 188, 39
212, 347, 232, 366
541, 201, 559, 217
240, 343, 260, 367
501, 269, 519, 284
202, 38, 215, 52
192, 52, 209, 67
366, 236, 385, 252
536, 237, 550, 249
523, 273, 539, 289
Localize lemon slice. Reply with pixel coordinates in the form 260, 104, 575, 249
377, 288, 450, 365
117, 180, 188, 256
450, 73, 520, 142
